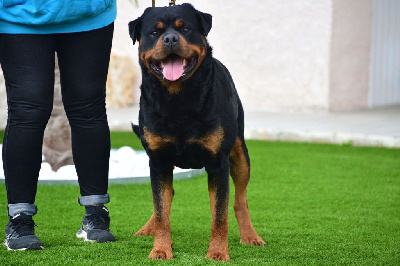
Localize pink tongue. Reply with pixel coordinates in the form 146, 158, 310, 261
162, 57, 184, 81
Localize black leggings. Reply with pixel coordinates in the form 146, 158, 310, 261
0, 23, 114, 204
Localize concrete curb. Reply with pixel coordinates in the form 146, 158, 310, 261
244, 127, 400, 148
0, 168, 206, 186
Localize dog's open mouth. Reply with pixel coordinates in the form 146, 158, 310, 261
150, 54, 197, 82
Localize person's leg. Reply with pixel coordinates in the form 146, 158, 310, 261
56, 23, 115, 242
56, 24, 113, 199
0, 33, 56, 250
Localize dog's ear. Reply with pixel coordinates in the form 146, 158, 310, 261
196, 10, 212, 37
182, 3, 212, 37
128, 17, 142, 45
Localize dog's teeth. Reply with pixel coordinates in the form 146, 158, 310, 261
183, 59, 187, 67
160, 62, 164, 68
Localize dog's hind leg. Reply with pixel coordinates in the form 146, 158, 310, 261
229, 137, 265, 246
205, 157, 231, 261
135, 187, 175, 237
135, 213, 155, 236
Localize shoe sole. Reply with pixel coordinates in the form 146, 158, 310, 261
76, 230, 95, 242
76, 229, 115, 243
4, 240, 43, 251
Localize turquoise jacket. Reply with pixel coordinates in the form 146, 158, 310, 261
0, 0, 117, 34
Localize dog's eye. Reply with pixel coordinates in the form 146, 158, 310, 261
182, 27, 191, 34
150, 30, 159, 37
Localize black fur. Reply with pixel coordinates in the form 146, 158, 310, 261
128, 3, 261, 261
130, 1, 244, 225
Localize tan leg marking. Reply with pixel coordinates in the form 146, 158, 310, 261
135, 213, 155, 236
205, 187, 230, 261
230, 137, 265, 246
149, 183, 174, 260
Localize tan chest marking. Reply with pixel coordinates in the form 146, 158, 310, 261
143, 127, 175, 151
187, 125, 224, 156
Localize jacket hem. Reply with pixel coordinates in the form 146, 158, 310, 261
0, 5, 116, 34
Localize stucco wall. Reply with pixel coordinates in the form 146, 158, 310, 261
0, 0, 377, 129
329, 0, 371, 110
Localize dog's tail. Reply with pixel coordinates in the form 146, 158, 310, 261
131, 122, 140, 138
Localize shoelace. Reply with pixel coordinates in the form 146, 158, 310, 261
8, 219, 36, 239
86, 213, 110, 230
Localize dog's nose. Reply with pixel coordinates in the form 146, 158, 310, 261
163, 34, 179, 47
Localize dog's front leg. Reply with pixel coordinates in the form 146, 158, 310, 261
148, 162, 174, 260
205, 157, 230, 262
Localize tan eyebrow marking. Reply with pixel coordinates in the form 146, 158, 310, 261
156, 22, 164, 30
175, 19, 183, 28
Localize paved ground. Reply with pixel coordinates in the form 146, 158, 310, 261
107, 105, 400, 148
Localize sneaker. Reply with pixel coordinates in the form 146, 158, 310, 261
4, 213, 43, 251
76, 205, 115, 243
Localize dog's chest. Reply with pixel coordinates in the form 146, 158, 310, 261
143, 120, 224, 168
144, 121, 223, 150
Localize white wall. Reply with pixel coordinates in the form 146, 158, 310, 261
369, 0, 400, 107
113, 0, 332, 111
1, 0, 388, 129
329, 0, 371, 111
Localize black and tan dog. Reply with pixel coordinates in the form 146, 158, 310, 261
128, 3, 265, 261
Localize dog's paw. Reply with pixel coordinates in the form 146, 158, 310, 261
149, 247, 173, 260
240, 235, 266, 246
205, 251, 230, 262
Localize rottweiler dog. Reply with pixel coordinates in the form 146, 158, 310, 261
128, 3, 265, 261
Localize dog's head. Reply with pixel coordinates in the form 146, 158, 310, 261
129, 4, 212, 86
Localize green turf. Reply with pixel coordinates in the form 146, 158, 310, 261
110, 131, 144, 150
0, 131, 399, 265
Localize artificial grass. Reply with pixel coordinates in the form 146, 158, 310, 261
0, 131, 399, 265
